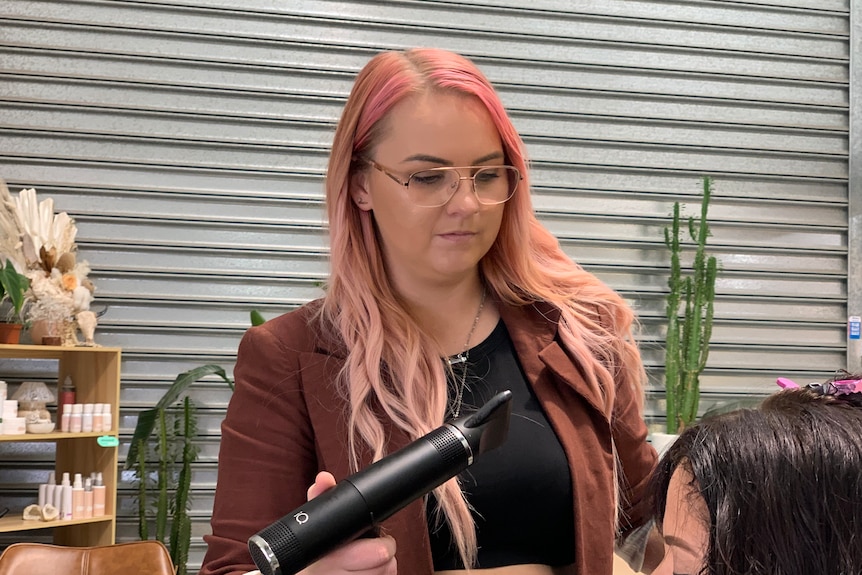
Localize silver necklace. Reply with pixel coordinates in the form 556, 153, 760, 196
446, 287, 486, 418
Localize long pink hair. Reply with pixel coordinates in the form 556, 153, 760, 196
320, 48, 645, 567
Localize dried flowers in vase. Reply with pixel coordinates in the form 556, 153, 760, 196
0, 178, 98, 345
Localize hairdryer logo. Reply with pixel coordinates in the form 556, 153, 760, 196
294, 511, 309, 525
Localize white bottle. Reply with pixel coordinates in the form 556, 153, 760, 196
82, 403, 94, 433
92, 403, 103, 433
0, 381, 6, 434
59, 472, 72, 520
43, 470, 57, 509
83, 477, 93, 518
72, 473, 84, 520
93, 472, 106, 517
100, 403, 112, 433
38, 481, 48, 508
70, 404, 83, 433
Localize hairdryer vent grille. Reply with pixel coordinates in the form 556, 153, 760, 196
426, 426, 465, 466
249, 520, 304, 575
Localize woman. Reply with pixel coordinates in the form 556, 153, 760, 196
651, 376, 862, 575
199, 48, 659, 575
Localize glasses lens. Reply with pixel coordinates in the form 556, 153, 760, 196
407, 166, 519, 207
407, 168, 459, 207
474, 166, 518, 204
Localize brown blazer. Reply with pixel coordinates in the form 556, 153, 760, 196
199, 299, 656, 575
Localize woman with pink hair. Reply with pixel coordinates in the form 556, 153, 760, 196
200, 48, 661, 575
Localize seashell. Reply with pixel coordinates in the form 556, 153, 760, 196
23, 504, 42, 520
41, 504, 59, 521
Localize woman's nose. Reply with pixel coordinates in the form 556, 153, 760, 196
445, 177, 480, 212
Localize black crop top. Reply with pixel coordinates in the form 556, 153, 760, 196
427, 319, 575, 570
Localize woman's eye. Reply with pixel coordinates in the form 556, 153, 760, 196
410, 172, 446, 187
475, 169, 501, 183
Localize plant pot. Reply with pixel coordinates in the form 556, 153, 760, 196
0, 323, 23, 344
27, 319, 76, 346
28, 319, 58, 345
648, 432, 679, 458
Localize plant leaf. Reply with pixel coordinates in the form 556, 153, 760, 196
125, 408, 158, 471
124, 364, 233, 469
156, 364, 232, 409
0, 260, 29, 315
250, 309, 266, 326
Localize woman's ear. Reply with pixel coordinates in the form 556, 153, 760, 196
351, 170, 373, 211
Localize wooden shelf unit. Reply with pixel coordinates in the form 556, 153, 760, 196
0, 344, 120, 546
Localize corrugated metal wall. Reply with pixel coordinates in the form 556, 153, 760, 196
0, 0, 852, 569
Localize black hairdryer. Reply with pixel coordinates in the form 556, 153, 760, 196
248, 390, 513, 575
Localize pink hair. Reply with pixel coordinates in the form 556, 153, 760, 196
320, 48, 645, 567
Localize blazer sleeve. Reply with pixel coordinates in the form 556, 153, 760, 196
611, 370, 658, 537
198, 322, 318, 575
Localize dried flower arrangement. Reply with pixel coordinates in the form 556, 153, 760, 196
0, 178, 98, 345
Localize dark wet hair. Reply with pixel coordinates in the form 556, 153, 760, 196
650, 376, 862, 575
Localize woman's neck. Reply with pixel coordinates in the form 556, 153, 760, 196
399, 280, 496, 357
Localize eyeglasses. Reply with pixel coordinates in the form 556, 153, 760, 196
365, 159, 521, 208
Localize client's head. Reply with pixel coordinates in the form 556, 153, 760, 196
650, 374, 862, 575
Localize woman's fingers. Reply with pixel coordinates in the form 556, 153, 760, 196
300, 471, 397, 574
312, 535, 397, 573
307, 471, 336, 500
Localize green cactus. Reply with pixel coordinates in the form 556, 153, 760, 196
130, 400, 198, 575
664, 176, 718, 433
128, 367, 220, 575
169, 397, 196, 575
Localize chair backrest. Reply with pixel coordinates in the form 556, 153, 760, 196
0, 540, 175, 575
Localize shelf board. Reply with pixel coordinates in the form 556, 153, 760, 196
0, 514, 114, 533
0, 344, 121, 359
0, 432, 117, 443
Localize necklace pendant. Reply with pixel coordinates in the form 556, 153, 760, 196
447, 353, 467, 366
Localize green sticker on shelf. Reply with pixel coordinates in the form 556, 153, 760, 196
97, 436, 119, 447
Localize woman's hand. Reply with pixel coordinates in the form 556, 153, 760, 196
298, 472, 398, 575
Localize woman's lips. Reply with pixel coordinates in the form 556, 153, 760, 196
438, 231, 476, 243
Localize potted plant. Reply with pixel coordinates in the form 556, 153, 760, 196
654, 177, 719, 451
0, 259, 31, 343
1, 180, 97, 346
126, 365, 233, 575
124, 310, 264, 574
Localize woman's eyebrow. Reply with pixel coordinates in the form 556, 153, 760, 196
402, 151, 505, 165
403, 153, 450, 164
663, 534, 703, 554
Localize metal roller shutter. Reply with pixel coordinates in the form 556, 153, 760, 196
0, 0, 853, 568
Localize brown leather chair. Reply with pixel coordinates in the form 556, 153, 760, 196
0, 540, 175, 575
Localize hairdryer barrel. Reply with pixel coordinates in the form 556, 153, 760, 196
248, 390, 513, 575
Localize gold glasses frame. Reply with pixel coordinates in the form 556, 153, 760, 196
363, 159, 521, 208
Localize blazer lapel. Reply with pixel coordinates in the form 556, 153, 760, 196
500, 301, 609, 421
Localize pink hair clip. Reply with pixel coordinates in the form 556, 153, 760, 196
778, 376, 862, 397
776, 377, 800, 389
829, 379, 862, 396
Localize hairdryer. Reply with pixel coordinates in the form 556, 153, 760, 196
248, 389, 513, 575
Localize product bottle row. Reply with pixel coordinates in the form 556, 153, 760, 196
26, 470, 109, 522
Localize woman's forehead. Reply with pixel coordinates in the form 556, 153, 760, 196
373, 91, 502, 164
